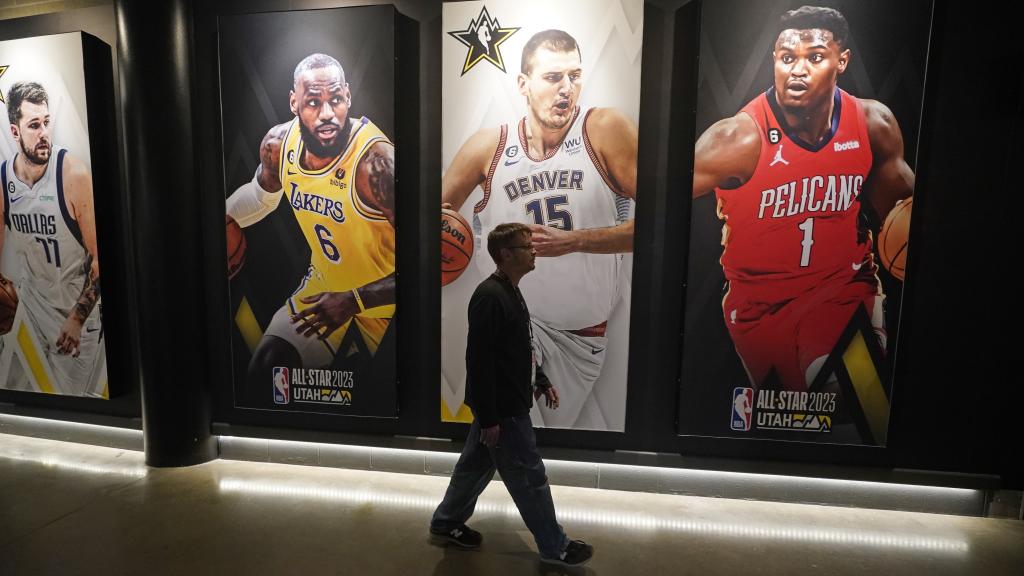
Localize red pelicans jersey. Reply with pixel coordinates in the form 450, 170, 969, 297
716, 87, 874, 307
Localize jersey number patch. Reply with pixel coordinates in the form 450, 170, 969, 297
525, 195, 574, 230
35, 237, 62, 267
315, 224, 341, 263
798, 217, 814, 267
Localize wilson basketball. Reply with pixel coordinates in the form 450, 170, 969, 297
226, 215, 247, 279
878, 198, 912, 281
441, 208, 473, 286
0, 276, 18, 335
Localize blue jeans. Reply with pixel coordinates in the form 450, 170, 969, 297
431, 415, 569, 558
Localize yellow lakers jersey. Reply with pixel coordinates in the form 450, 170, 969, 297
279, 116, 395, 323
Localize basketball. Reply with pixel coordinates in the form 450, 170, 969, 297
878, 198, 912, 281
441, 208, 473, 286
0, 275, 18, 335
226, 215, 247, 279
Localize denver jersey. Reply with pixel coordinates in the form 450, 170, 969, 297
278, 116, 395, 350
717, 88, 875, 306
480, 107, 624, 330
2, 148, 94, 315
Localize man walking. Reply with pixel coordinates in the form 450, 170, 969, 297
430, 222, 593, 567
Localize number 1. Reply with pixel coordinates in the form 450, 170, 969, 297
798, 217, 814, 267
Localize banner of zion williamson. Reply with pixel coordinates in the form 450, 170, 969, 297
679, 0, 932, 445
0, 33, 109, 399
441, 0, 643, 431
219, 6, 397, 416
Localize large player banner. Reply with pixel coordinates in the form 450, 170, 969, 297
219, 6, 397, 416
0, 33, 109, 399
679, 0, 933, 445
441, 0, 643, 431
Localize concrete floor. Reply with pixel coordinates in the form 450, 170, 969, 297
1, 433, 1021, 576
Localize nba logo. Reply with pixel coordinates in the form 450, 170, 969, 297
273, 367, 290, 405
731, 387, 753, 431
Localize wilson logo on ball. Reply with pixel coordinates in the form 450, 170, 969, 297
442, 218, 467, 246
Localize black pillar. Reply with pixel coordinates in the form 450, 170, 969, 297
115, 0, 216, 466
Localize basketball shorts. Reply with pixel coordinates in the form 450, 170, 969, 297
530, 317, 606, 428
725, 273, 885, 391
264, 303, 389, 368
18, 287, 104, 397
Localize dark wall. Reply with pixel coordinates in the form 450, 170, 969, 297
0, 5, 140, 420
192, 0, 441, 436
663, 0, 1022, 486
1, 0, 1018, 487
884, 0, 1021, 487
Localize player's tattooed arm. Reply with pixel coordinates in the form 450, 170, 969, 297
862, 99, 914, 221
257, 122, 289, 193
71, 254, 101, 323
692, 113, 761, 198
356, 141, 396, 226
57, 155, 100, 356
57, 261, 99, 356
226, 123, 288, 228
291, 273, 396, 339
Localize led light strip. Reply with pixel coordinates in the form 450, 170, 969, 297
0, 414, 142, 441
218, 477, 968, 553
0, 449, 147, 478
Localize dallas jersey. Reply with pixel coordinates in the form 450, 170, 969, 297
479, 107, 623, 330
273, 116, 394, 357
717, 87, 875, 308
2, 148, 92, 313
1, 148, 105, 397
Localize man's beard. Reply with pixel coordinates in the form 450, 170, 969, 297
530, 96, 574, 131
299, 120, 351, 159
22, 141, 51, 166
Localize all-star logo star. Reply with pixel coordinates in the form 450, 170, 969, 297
0, 65, 8, 103
447, 6, 519, 76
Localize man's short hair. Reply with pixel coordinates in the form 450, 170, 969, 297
521, 29, 581, 75
777, 6, 850, 48
6, 82, 48, 126
488, 222, 531, 263
293, 53, 345, 86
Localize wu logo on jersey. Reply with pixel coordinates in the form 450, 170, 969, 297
564, 137, 582, 155
273, 367, 290, 405
731, 387, 753, 431
447, 6, 519, 75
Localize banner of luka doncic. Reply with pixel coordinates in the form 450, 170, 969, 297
0, 33, 110, 399
441, 0, 643, 431
679, 0, 933, 445
219, 6, 397, 416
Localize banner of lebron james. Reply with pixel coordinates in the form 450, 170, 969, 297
0, 33, 109, 399
219, 6, 397, 416
679, 0, 933, 445
441, 0, 643, 431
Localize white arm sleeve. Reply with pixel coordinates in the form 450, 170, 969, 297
226, 171, 283, 227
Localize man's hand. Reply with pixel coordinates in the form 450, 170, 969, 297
56, 316, 83, 357
528, 224, 578, 257
291, 291, 359, 339
534, 386, 560, 409
479, 424, 500, 448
